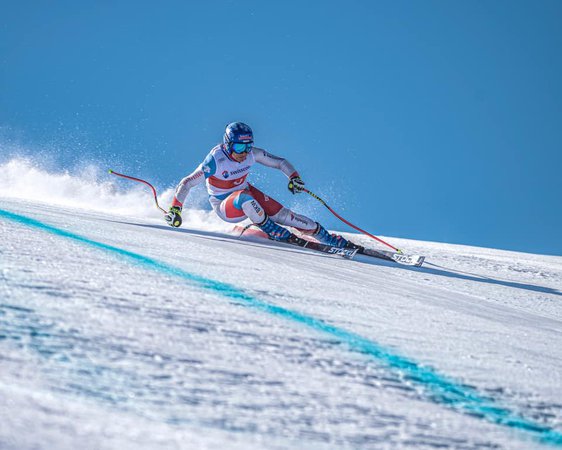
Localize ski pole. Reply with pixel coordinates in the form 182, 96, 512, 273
302, 188, 402, 253
108, 169, 168, 214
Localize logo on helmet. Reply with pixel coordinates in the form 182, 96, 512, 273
222, 170, 229, 179
237, 134, 253, 142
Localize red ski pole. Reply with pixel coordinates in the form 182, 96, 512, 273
302, 188, 402, 253
108, 169, 168, 215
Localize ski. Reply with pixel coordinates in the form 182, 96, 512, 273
284, 239, 424, 266
234, 225, 358, 259
286, 235, 359, 259
357, 247, 425, 267
234, 224, 423, 265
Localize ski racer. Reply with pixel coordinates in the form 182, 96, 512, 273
165, 122, 353, 249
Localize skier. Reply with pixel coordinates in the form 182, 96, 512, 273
165, 122, 353, 248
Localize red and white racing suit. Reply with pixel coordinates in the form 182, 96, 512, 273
171, 144, 317, 231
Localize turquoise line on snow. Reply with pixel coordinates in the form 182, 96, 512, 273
1, 208, 561, 447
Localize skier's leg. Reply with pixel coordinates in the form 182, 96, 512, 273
247, 185, 350, 248
272, 207, 351, 248
246, 185, 313, 230
217, 190, 263, 223
217, 189, 292, 241
269, 207, 316, 231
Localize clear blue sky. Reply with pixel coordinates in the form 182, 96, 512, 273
1, 1, 561, 255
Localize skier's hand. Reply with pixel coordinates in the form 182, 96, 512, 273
288, 176, 305, 194
165, 206, 182, 227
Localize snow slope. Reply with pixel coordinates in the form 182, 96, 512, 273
1, 159, 561, 449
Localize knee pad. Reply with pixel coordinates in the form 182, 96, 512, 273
218, 191, 254, 223
240, 197, 267, 224
233, 192, 254, 210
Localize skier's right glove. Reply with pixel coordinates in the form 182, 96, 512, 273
165, 206, 182, 227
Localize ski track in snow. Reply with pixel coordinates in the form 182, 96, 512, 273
1, 191, 562, 449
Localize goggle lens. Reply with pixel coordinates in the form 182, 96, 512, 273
231, 143, 253, 154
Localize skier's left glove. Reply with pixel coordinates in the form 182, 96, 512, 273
165, 206, 182, 227
288, 176, 305, 194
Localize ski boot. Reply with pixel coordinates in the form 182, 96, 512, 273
258, 216, 293, 242
313, 223, 356, 249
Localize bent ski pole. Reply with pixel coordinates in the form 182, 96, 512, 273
302, 188, 402, 253
108, 169, 168, 214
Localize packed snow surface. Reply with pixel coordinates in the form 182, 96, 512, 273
1, 159, 561, 449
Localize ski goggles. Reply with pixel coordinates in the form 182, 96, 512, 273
230, 142, 253, 154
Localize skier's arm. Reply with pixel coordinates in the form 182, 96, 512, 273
253, 147, 305, 194
170, 165, 206, 208
253, 147, 299, 179
170, 152, 217, 208
166, 163, 208, 227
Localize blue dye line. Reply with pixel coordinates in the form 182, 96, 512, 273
1, 208, 561, 446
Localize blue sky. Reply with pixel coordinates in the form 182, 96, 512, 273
1, 1, 561, 255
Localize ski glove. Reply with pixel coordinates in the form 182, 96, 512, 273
165, 206, 182, 227
288, 176, 305, 194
